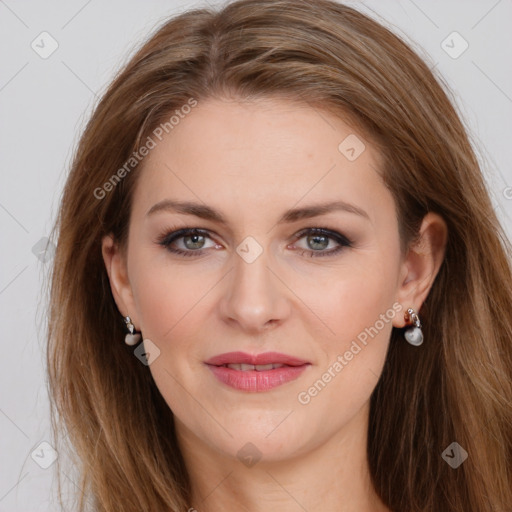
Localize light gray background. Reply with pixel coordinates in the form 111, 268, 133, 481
1, 0, 511, 510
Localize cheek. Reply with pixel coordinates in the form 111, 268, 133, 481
296, 252, 399, 413
295, 273, 397, 434
305, 259, 399, 349
132, 277, 179, 340
317, 280, 395, 386
129, 251, 213, 341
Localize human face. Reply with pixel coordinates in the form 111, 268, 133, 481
119, 96, 404, 462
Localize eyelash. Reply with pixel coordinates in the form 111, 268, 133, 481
156, 227, 353, 258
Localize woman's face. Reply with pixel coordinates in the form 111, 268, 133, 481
110, 96, 409, 463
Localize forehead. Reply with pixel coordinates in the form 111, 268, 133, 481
132, 97, 389, 224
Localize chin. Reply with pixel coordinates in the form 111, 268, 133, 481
205, 413, 313, 463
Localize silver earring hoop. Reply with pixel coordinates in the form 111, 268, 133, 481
124, 316, 141, 346
404, 308, 423, 346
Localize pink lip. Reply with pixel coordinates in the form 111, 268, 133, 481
205, 351, 309, 366
205, 351, 310, 392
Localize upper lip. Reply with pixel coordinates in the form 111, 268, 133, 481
205, 351, 309, 367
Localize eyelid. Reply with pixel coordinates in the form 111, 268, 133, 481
287, 227, 353, 258
157, 226, 353, 257
157, 227, 219, 247
291, 227, 353, 246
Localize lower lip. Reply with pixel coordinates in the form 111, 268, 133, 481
206, 364, 309, 392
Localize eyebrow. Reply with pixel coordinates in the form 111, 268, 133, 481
146, 199, 370, 223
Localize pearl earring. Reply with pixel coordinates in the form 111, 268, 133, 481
404, 308, 423, 346
124, 316, 141, 346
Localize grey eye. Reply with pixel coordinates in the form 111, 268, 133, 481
183, 234, 207, 250
306, 234, 330, 251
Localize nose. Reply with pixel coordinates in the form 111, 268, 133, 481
218, 247, 291, 334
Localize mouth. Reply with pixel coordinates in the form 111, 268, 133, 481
205, 351, 310, 392
218, 363, 290, 371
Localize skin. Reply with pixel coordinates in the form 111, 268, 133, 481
102, 96, 447, 511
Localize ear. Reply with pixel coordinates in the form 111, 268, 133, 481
102, 234, 139, 328
393, 212, 448, 328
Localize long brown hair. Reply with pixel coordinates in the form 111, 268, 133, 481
47, 1, 512, 510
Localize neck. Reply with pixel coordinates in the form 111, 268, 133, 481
176, 404, 389, 512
